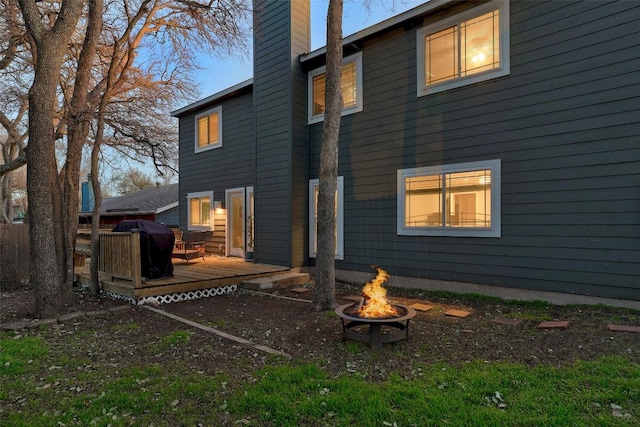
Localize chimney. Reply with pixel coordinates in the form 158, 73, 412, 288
253, 0, 311, 268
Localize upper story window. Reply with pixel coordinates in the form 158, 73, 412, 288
417, 0, 509, 96
195, 106, 222, 152
308, 52, 363, 124
397, 160, 501, 238
187, 191, 213, 230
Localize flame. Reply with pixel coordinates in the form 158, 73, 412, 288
355, 266, 398, 318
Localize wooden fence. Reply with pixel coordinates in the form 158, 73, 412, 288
98, 231, 142, 288
0, 223, 29, 291
0, 225, 145, 292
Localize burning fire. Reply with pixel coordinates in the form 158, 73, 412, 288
355, 266, 399, 318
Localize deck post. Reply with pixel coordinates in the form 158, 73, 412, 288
129, 229, 142, 289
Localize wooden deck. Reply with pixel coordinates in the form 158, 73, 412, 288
74, 255, 290, 301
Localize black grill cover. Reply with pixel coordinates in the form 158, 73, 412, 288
111, 220, 174, 279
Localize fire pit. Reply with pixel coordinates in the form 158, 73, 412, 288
335, 266, 416, 351
336, 302, 416, 351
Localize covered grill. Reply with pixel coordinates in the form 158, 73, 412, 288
111, 220, 174, 280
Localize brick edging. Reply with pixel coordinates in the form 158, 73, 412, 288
0, 305, 131, 331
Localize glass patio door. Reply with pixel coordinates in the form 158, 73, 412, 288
246, 187, 254, 253
225, 188, 245, 257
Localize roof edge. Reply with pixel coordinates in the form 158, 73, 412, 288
157, 201, 179, 214
300, 0, 455, 63
171, 78, 253, 117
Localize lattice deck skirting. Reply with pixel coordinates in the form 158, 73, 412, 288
101, 290, 136, 305
102, 284, 237, 306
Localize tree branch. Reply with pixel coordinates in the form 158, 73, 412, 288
0, 153, 27, 175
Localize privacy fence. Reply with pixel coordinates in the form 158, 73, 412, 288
0, 223, 29, 291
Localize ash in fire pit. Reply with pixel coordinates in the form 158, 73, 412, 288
335, 266, 416, 350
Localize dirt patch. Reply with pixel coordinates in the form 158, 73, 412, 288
2, 283, 639, 379
0, 285, 125, 324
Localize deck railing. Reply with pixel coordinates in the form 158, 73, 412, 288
98, 231, 142, 288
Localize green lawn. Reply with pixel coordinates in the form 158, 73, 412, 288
2, 329, 638, 427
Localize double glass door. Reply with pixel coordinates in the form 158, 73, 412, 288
225, 187, 254, 257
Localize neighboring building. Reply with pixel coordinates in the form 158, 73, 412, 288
172, 0, 640, 300
79, 183, 179, 228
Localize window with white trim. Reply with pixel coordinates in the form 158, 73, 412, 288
187, 191, 213, 230
417, 0, 509, 96
309, 177, 344, 260
308, 53, 363, 124
195, 106, 222, 152
397, 160, 501, 237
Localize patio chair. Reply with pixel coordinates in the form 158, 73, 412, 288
171, 228, 184, 249
172, 231, 206, 263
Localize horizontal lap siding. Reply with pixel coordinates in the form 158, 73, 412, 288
178, 92, 254, 247
254, 0, 310, 267
291, 1, 311, 267
254, 0, 291, 266
310, 0, 640, 299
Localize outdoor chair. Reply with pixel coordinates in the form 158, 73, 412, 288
171, 228, 184, 249
172, 231, 206, 263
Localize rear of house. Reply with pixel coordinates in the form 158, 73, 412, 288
173, 0, 640, 301
173, 82, 255, 256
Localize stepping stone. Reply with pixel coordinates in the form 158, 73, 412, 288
290, 287, 311, 293
410, 303, 434, 312
537, 320, 569, 329
493, 317, 522, 326
608, 324, 640, 333
445, 309, 471, 318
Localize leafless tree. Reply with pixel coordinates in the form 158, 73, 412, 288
312, 0, 343, 311
17, 0, 85, 317
11, 0, 250, 316
0, 0, 30, 223
109, 168, 157, 196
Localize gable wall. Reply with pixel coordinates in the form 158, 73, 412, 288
307, 0, 640, 299
156, 208, 179, 229
177, 91, 255, 252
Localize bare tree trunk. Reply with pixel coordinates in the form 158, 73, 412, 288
27, 52, 66, 318
19, 0, 84, 317
0, 144, 16, 223
0, 98, 29, 223
59, 0, 104, 303
89, 145, 102, 294
312, 0, 343, 312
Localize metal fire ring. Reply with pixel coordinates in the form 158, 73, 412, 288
335, 303, 416, 351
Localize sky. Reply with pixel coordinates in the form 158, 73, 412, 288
103, 1, 428, 186
194, 0, 426, 98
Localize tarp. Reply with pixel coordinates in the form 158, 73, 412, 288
111, 220, 174, 279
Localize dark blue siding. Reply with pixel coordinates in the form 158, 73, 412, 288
177, 91, 254, 251
253, 0, 310, 267
307, 0, 640, 300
